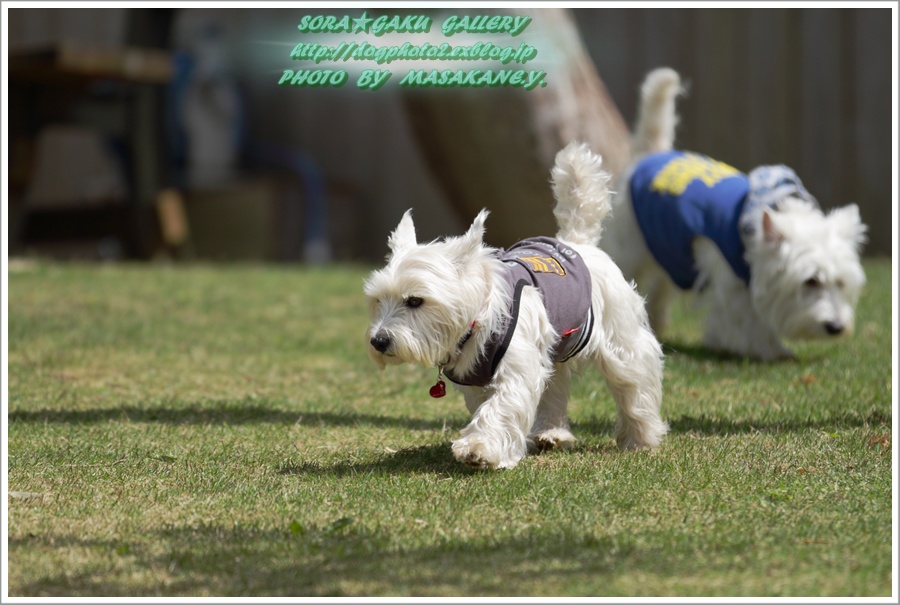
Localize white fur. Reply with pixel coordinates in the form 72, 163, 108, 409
364, 142, 667, 469
604, 67, 868, 360
630, 67, 684, 157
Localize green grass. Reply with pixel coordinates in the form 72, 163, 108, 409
6, 258, 893, 597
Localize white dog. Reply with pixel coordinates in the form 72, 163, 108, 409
603, 67, 868, 360
364, 143, 667, 469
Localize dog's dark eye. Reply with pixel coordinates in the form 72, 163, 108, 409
405, 296, 424, 308
804, 277, 821, 288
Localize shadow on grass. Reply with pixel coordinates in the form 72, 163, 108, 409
275, 408, 890, 480
11, 517, 891, 597
667, 410, 891, 434
6, 402, 448, 431
6, 524, 623, 596
9, 400, 890, 441
278, 442, 471, 477
0, 522, 727, 596
573, 409, 890, 438
659, 339, 833, 364
661, 340, 749, 363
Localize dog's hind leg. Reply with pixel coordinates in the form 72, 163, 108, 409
528, 364, 577, 452
638, 264, 677, 336
585, 254, 668, 450
593, 286, 668, 449
601, 334, 668, 451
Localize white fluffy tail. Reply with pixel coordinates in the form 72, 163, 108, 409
550, 141, 612, 247
631, 67, 684, 157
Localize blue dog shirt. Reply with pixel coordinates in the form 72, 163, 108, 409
444, 237, 594, 387
629, 151, 749, 289
629, 151, 817, 290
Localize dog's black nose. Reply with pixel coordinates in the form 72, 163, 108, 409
370, 334, 391, 353
824, 321, 845, 335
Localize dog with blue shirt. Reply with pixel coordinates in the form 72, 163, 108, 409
603, 68, 868, 360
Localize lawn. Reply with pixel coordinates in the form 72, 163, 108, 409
5, 258, 894, 597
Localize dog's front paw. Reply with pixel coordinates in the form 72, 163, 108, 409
716, 341, 796, 362
451, 437, 519, 470
770, 347, 796, 362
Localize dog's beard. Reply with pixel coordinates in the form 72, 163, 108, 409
366, 301, 471, 369
758, 286, 856, 340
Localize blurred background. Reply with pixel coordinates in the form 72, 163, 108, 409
5, 7, 893, 263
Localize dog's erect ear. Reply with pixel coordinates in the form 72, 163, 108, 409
465, 209, 489, 244
829, 204, 869, 252
445, 209, 489, 263
762, 209, 785, 245
459, 209, 489, 255
388, 209, 417, 255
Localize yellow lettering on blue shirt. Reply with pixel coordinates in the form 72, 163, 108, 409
650, 153, 739, 196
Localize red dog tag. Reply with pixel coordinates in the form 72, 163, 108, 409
429, 380, 446, 398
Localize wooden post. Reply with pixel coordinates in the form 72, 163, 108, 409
403, 7, 630, 246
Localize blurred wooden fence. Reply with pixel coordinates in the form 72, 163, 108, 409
574, 8, 892, 255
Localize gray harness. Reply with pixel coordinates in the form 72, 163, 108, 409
444, 237, 594, 387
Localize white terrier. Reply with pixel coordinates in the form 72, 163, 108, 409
364, 143, 667, 469
603, 67, 868, 360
